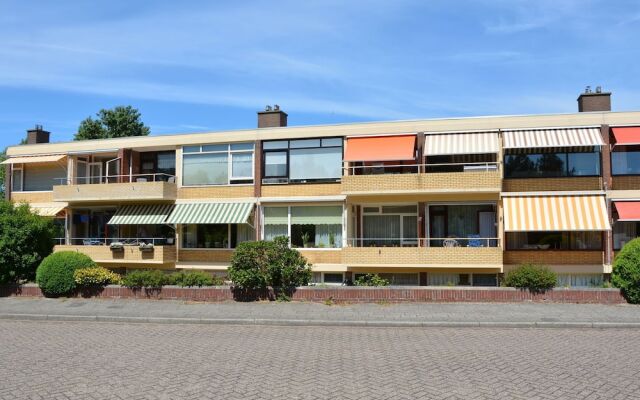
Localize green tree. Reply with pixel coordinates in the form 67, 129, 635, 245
229, 236, 311, 300
612, 238, 640, 304
74, 106, 150, 140
0, 201, 55, 284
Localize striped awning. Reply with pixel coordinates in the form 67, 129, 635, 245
27, 203, 66, 217
503, 128, 603, 149
425, 132, 499, 156
503, 195, 610, 232
108, 204, 175, 225
166, 202, 254, 224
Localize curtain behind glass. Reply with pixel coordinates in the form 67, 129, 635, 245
183, 153, 228, 185
557, 274, 603, 287
363, 215, 400, 246
314, 224, 342, 248
231, 153, 253, 179
447, 205, 480, 238
427, 274, 460, 286
613, 222, 636, 249
289, 147, 342, 180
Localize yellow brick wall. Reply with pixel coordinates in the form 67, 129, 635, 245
503, 177, 602, 192
178, 185, 254, 199
178, 249, 234, 263
503, 250, 603, 265
612, 176, 640, 190
53, 182, 177, 202
341, 171, 501, 194
261, 183, 342, 197
11, 192, 54, 203
342, 247, 502, 266
299, 250, 343, 264
54, 245, 177, 264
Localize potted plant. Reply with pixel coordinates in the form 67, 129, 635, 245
301, 231, 311, 248
329, 232, 336, 248
139, 242, 154, 251
110, 241, 124, 251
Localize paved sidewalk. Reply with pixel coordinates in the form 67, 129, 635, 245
1, 297, 639, 327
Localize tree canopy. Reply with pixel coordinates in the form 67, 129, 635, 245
75, 106, 150, 140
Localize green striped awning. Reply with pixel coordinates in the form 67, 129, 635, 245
165, 202, 254, 224
108, 204, 175, 225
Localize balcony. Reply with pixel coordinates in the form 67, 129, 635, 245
342, 238, 503, 268
54, 239, 177, 265
341, 163, 501, 195
53, 174, 177, 203
504, 250, 604, 266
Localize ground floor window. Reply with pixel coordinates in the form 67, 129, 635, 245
354, 273, 419, 286
613, 221, 640, 250
181, 224, 252, 249
427, 273, 497, 287
556, 274, 603, 288
263, 205, 343, 248
311, 272, 344, 285
506, 231, 602, 250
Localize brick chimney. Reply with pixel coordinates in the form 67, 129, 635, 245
257, 105, 287, 128
578, 86, 611, 112
26, 125, 50, 144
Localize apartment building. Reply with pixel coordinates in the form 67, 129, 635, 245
4, 90, 640, 287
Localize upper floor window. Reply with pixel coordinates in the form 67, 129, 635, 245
612, 145, 640, 175
11, 163, 66, 192
504, 149, 600, 178
262, 138, 342, 184
182, 143, 254, 186
140, 151, 176, 181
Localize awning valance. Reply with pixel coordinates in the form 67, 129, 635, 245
166, 202, 253, 224
612, 127, 640, 146
108, 204, 175, 225
614, 201, 640, 221
425, 132, 499, 156
25, 202, 66, 217
503, 128, 603, 149
503, 195, 610, 232
291, 206, 342, 225
344, 135, 416, 162
1, 154, 66, 165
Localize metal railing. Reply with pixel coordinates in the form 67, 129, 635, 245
63, 237, 175, 246
344, 162, 499, 176
55, 173, 176, 185
346, 237, 500, 248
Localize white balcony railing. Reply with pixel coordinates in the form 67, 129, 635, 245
55, 173, 176, 185
346, 237, 500, 248
344, 162, 499, 176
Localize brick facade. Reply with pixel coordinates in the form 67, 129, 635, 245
612, 176, 640, 190
298, 249, 343, 264
504, 250, 603, 265
178, 249, 234, 263
342, 247, 503, 267
53, 182, 177, 202
11, 191, 54, 203
503, 177, 602, 192
177, 185, 254, 199
54, 245, 177, 265
261, 183, 342, 197
342, 171, 501, 194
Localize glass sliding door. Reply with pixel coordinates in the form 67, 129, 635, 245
428, 203, 497, 247
361, 205, 417, 247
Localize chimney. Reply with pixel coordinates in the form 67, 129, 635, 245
257, 105, 287, 128
26, 125, 50, 144
577, 86, 611, 112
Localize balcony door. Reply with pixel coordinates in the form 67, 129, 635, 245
361, 205, 418, 247
106, 158, 121, 183
89, 162, 102, 184
76, 160, 88, 185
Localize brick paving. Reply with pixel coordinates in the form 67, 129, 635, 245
1, 320, 640, 399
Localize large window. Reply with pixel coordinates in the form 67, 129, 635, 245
504, 149, 600, 178
182, 143, 254, 186
181, 224, 253, 249
428, 204, 497, 247
263, 138, 342, 183
16, 163, 67, 191
361, 205, 417, 247
613, 222, 640, 250
612, 146, 640, 175
140, 151, 176, 181
263, 205, 343, 248
506, 231, 602, 250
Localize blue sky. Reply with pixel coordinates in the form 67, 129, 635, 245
1, 0, 640, 149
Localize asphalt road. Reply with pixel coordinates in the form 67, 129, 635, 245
1, 320, 639, 399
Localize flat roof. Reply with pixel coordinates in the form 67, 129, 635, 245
6, 110, 640, 156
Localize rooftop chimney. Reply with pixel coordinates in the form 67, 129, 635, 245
26, 125, 50, 144
578, 86, 611, 112
257, 105, 287, 128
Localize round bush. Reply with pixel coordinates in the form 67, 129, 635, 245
612, 238, 640, 304
503, 263, 556, 292
36, 252, 96, 296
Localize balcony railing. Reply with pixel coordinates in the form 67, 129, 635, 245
346, 237, 500, 248
55, 173, 175, 185
344, 162, 499, 176
66, 237, 175, 246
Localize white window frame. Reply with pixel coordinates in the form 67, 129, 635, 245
11, 164, 24, 192
425, 201, 498, 246
320, 272, 345, 285
360, 203, 419, 247
182, 143, 254, 186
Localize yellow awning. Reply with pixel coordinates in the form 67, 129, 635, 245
1, 154, 66, 165
503, 195, 610, 232
25, 202, 67, 217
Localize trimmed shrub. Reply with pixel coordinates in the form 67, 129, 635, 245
168, 271, 223, 287
35, 252, 96, 296
121, 269, 167, 289
612, 238, 640, 304
0, 201, 56, 284
229, 236, 311, 298
74, 267, 122, 286
503, 263, 556, 292
354, 273, 390, 287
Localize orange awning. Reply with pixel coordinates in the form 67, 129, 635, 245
614, 201, 640, 221
612, 127, 640, 146
344, 135, 416, 162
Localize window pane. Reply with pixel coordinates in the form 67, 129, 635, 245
157, 152, 176, 177
230, 143, 254, 151
11, 169, 22, 191
504, 153, 565, 178
506, 232, 568, 250
182, 224, 229, 248
402, 215, 418, 246
231, 153, 253, 179
322, 138, 343, 147
264, 152, 287, 177
183, 153, 228, 185
263, 141, 288, 149
23, 164, 66, 191
290, 139, 320, 148
571, 231, 602, 250
323, 273, 343, 283
382, 205, 417, 214
289, 147, 342, 180
568, 152, 599, 176
363, 215, 400, 246
183, 146, 200, 153
202, 144, 228, 152
614, 221, 638, 250
612, 151, 640, 175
